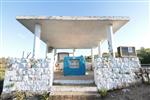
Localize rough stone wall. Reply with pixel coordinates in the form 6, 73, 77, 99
94, 57, 141, 90
141, 67, 150, 83
2, 58, 53, 93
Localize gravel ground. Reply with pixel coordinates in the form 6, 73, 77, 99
0, 83, 150, 100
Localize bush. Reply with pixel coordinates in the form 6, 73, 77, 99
137, 48, 150, 64
41, 92, 50, 100
16, 91, 26, 100
98, 88, 108, 97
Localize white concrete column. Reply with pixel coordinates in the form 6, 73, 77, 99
45, 44, 48, 59
54, 49, 57, 57
98, 41, 102, 57
73, 49, 75, 56
91, 48, 94, 68
106, 24, 115, 58
50, 49, 55, 86
32, 24, 41, 58
54, 49, 57, 68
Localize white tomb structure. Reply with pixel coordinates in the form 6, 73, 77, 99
2, 16, 142, 93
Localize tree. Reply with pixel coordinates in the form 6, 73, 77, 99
137, 47, 150, 64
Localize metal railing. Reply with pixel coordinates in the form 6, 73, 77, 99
141, 64, 150, 67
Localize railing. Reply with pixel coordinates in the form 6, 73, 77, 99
141, 64, 150, 67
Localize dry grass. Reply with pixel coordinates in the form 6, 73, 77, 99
0, 58, 6, 80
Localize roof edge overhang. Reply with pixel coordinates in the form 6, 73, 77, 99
16, 16, 130, 49
16, 16, 130, 21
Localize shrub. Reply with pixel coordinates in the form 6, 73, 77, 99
137, 48, 150, 64
98, 88, 108, 97
41, 92, 49, 100
16, 91, 25, 100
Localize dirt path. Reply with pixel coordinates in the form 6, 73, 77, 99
102, 84, 150, 100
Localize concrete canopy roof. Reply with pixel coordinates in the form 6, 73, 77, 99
16, 16, 129, 49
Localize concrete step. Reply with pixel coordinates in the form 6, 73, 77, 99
50, 86, 100, 100
51, 85, 97, 92
53, 80, 95, 85
50, 91, 99, 96
49, 92, 101, 100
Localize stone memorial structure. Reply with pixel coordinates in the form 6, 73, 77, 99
3, 16, 149, 94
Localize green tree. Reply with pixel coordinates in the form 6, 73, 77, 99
137, 47, 150, 64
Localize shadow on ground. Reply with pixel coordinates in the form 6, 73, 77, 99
0, 80, 4, 95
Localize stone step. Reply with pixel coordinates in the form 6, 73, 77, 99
49, 92, 101, 100
50, 91, 99, 96
53, 80, 95, 85
51, 85, 97, 92
50, 86, 100, 100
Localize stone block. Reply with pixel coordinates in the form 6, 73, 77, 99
41, 75, 50, 80
142, 74, 149, 83
23, 75, 29, 81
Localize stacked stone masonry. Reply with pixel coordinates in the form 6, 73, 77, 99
141, 67, 150, 83
3, 58, 52, 93
94, 57, 142, 90
2, 57, 150, 94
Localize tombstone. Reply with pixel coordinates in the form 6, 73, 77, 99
55, 52, 69, 71
63, 56, 86, 76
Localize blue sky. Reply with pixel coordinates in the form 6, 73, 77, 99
0, 0, 150, 58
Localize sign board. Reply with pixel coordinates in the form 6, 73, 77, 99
69, 59, 80, 68
117, 46, 136, 57
63, 56, 85, 76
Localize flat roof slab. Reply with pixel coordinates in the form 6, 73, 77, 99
16, 16, 129, 49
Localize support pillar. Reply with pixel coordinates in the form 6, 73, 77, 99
53, 49, 57, 71
98, 41, 102, 57
32, 24, 41, 58
45, 44, 48, 59
54, 49, 57, 57
91, 48, 94, 69
50, 49, 55, 86
73, 49, 75, 56
106, 24, 115, 58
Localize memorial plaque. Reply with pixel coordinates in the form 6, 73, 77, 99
69, 59, 80, 68
63, 56, 85, 76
